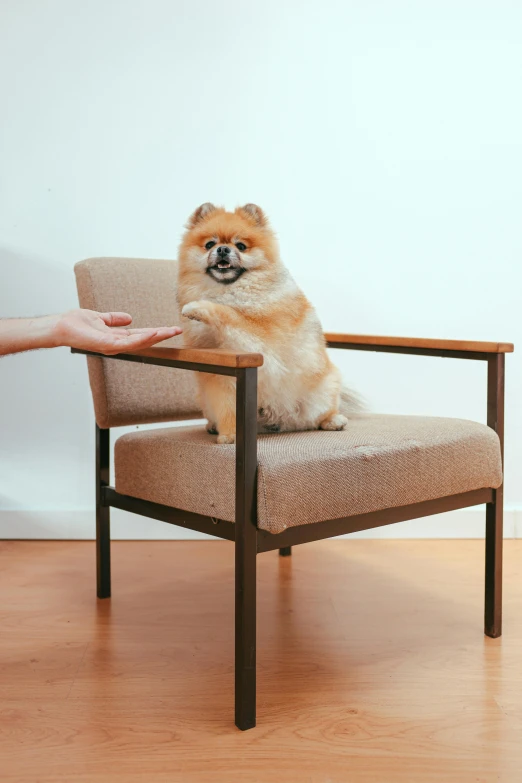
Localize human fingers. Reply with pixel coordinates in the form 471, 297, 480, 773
101, 331, 163, 354
109, 326, 182, 337
99, 312, 133, 327
117, 328, 183, 348
88, 326, 182, 355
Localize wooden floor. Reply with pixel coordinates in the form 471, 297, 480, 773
0, 540, 521, 783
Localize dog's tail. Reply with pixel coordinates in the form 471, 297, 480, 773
340, 385, 365, 415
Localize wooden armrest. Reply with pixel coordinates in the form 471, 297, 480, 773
325, 333, 514, 355
129, 346, 263, 368
72, 345, 263, 370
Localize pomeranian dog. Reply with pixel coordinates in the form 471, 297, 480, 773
177, 203, 359, 444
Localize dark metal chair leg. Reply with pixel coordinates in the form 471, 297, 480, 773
485, 355, 504, 638
96, 424, 111, 599
485, 490, 502, 637
279, 546, 292, 557
235, 368, 258, 731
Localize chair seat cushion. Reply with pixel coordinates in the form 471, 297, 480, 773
114, 415, 502, 535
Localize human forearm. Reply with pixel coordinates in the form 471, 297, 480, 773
0, 314, 61, 356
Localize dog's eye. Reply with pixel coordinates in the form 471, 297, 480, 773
205, 240, 216, 250
236, 242, 247, 252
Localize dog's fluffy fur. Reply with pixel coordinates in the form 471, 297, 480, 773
178, 203, 359, 444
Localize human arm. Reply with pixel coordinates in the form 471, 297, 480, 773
0, 309, 182, 357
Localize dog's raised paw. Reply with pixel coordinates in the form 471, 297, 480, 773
181, 301, 211, 323
319, 413, 348, 431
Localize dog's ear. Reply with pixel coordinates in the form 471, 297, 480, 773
186, 203, 217, 228
236, 203, 268, 227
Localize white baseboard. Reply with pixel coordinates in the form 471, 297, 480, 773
0, 507, 519, 540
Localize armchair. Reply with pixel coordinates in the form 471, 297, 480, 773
74, 257, 513, 731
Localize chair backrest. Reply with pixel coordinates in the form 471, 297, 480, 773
75, 257, 200, 428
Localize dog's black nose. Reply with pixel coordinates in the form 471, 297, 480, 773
217, 245, 230, 257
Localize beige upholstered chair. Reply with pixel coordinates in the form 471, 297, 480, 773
74, 256, 512, 731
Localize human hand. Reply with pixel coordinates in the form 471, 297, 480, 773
52, 309, 182, 355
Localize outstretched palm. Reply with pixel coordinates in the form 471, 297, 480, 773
56, 310, 182, 354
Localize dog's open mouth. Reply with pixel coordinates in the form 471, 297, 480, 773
207, 263, 245, 284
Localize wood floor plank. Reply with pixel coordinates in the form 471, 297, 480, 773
0, 539, 521, 782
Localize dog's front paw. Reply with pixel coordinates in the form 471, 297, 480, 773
181, 301, 212, 323
217, 433, 236, 445
319, 413, 348, 431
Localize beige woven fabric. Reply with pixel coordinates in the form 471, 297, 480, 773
114, 414, 502, 534
75, 257, 200, 428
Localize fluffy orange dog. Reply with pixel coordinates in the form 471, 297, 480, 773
178, 203, 358, 444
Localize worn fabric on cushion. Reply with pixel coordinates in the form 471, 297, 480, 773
114, 414, 502, 534
75, 257, 200, 428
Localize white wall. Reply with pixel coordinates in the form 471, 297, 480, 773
0, 0, 520, 539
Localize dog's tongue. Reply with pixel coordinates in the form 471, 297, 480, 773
218, 262, 231, 268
